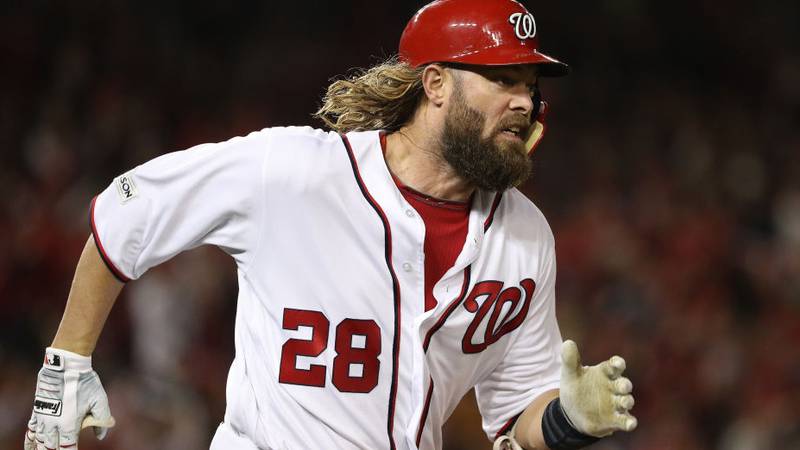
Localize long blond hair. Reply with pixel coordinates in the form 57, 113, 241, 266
314, 57, 425, 133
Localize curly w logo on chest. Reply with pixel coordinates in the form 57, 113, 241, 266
461, 279, 536, 354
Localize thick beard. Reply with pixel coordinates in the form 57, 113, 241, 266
440, 89, 533, 192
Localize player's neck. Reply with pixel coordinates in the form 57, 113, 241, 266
384, 126, 475, 203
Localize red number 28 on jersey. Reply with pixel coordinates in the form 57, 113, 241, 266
278, 308, 381, 393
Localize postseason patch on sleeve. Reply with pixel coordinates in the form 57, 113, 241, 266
114, 171, 138, 203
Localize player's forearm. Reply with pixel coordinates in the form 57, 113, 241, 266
514, 389, 560, 450
51, 235, 124, 356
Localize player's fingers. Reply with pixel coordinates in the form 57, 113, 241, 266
601, 356, 626, 379
24, 415, 37, 450
80, 415, 115, 430
57, 429, 77, 450
34, 419, 47, 450
614, 412, 638, 432
82, 416, 115, 440
24, 430, 36, 450
82, 410, 115, 440
24, 429, 36, 450
561, 340, 582, 377
39, 426, 58, 450
613, 377, 633, 394
94, 424, 111, 441
614, 394, 635, 411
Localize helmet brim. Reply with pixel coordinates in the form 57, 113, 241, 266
529, 52, 570, 77
439, 49, 570, 77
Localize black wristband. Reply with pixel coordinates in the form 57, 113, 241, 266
541, 398, 600, 450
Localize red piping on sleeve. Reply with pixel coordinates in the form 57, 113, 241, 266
89, 195, 131, 283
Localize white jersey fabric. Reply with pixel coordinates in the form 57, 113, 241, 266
90, 127, 563, 450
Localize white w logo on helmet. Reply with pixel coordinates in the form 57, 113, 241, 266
508, 12, 537, 40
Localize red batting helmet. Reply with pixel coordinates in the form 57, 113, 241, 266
399, 0, 569, 77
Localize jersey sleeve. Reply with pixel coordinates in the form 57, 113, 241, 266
90, 130, 270, 281
474, 227, 562, 441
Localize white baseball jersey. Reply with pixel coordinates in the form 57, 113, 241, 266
90, 127, 563, 450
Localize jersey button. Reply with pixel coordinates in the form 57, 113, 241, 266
405, 209, 415, 218
402, 262, 413, 272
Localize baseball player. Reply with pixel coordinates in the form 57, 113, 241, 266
25, 0, 637, 449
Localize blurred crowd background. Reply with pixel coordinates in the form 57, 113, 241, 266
2, 1, 798, 449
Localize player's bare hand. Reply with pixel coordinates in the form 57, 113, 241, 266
559, 340, 638, 437
24, 348, 115, 450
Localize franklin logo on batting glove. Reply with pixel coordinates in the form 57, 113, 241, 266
32, 397, 62, 416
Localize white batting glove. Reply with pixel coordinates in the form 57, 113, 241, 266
559, 340, 637, 437
24, 348, 115, 450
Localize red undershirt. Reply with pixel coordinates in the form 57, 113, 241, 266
380, 133, 471, 311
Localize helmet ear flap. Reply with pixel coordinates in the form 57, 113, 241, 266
530, 84, 542, 122
524, 100, 549, 156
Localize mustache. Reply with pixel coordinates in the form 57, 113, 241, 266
494, 115, 532, 136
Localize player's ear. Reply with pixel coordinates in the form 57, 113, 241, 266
421, 64, 448, 107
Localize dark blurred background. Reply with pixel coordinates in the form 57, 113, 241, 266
2, 1, 799, 449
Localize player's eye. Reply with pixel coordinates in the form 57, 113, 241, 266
496, 76, 515, 86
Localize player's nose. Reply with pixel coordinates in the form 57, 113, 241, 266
509, 87, 534, 118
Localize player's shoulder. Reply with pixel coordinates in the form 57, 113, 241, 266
261, 125, 342, 149
173, 126, 337, 156
237, 126, 381, 157
497, 188, 555, 246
